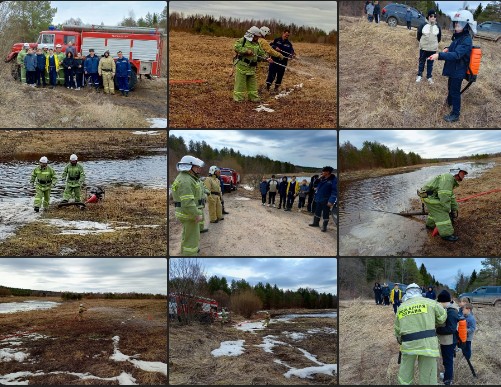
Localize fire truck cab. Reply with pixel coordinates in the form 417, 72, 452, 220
169, 293, 218, 323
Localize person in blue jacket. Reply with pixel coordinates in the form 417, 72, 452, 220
277, 176, 288, 210
405, 7, 412, 30
309, 166, 337, 232
35, 48, 47, 87
266, 29, 295, 93
425, 286, 436, 300
24, 48, 37, 87
259, 177, 269, 206
429, 10, 476, 123
115, 50, 131, 96
84, 49, 100, 90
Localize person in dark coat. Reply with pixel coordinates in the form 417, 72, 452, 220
428, 10, 476, 122
373, 1, 381, 24
259, 177, 269, 206
373, 282, 382, 305
436, 290, 459, 385
266, 29, 295, 93
84, 49, 100, 90
62, 51, 75, 89
381, 283, 390, 305
405, 7, 412, 30
309, 166, 337, 232
307, 175, 319, 213
24, 48, 37, 87
115, 50, 132, 96
277, 176, 288, 210
425, 286, 437, 300
35, 48, 47, 87
73, 52, 84, 90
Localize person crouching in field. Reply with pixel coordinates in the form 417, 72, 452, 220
428, 10, 476, 123
416, 10, 441, 84
233, 26, 273, 102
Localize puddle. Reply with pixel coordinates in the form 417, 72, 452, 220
339, 162, 495, 255
275, 312, 337, 321
0, 301, 60, 314
145, 118, 167, 128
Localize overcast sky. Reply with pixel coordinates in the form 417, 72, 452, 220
0, 258, 167, 294
169, 1, 337, 33
435, 1, 485, 17
170, 258, 337, 294
340, 130, 501, 159
51, 1, 166, 26
170, 130, 337, 168
415, 258, 485, 288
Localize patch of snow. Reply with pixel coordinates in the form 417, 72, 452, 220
110, 336, 167, 376
145, 119, 167, 128
235, 320, 266, 333
0, 369, 139, 385
0, 301, 60, 314
44, 219, 114, 235
297, 348, 323, 365
234, 197, 251, 201
0, 371, 45, 385
241, 184, 254, 191
117, 372, 138, 385
0, 348, 29, 362
255, 335, 288, 353
211, 340, 245, 357
284, 364, 337, 379
307, 327, 337, 335
254, 104, 275, 112
282, 331, 306, 341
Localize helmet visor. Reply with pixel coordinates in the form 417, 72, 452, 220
451, 20, 468, 31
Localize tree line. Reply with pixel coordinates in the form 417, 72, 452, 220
455, 258, 501, 294
169, 12, 337, 44
339, 141, 423, 171
169, 134, 302, 184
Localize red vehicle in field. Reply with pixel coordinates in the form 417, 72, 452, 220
5, 24, 164, 90
169, 293, 218, 323
219, 168, 240, 192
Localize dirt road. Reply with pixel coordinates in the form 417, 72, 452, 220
169, 190, 337, 256
339, 299, 500, 385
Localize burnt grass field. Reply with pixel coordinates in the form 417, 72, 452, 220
169, 31, 337, 128
0, 298, 167, 385
339, 16, 500, 128
169, 310, 337, 385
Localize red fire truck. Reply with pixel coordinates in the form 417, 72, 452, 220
220, 168, 240, 192
5, 24, 164, 91
169, 293, 219, 323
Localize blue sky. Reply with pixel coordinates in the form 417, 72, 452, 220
170, 258, 337, 294
51, 1, 166, 26
340, 130, 501, 159
170, 130, 337, 168
0, 258, 167, 294
169, 1, 337, 33
415, 258, 485, 288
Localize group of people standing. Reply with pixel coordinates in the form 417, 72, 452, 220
16, 42, 132, 96
365, 1, 381, 23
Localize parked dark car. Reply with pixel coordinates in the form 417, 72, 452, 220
387, 282, 407, 294
381, 3, 425, 28
459, 286, 501, 307
476, 21, 501, 42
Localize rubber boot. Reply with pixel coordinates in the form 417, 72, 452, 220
309, 217, 320, 227
321, 220, 328, 232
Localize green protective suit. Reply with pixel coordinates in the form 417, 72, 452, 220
171, 170, 203, 256
420, 173, 459, 237
61, 163, 85, 202
30, 165, 57, 208
17, 49, 28, 83
233, 37, 267, 102
56, 51, 65, 85
204, 175, 223, 222
394, 296, 447, 385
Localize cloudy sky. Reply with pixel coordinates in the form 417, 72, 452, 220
169, 1, 337, 33
0, 258, 167, 294
170, 258, 337, 294
340, 130, 501, 159
435, 1, 485, 17
51, 1, 166, 26
415, 258, 485, 288
170, 130, 337, 168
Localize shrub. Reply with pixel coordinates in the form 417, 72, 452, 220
230, 289, 262, 318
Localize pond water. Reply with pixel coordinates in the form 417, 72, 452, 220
0, 301, 60, 314
339, 162, 495, 256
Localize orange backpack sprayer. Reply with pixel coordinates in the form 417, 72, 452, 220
457, 317, 467, 345
461, 46, 482, 94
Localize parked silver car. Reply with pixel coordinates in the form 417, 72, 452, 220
459, 286, 501, 307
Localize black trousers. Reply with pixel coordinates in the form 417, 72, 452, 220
278, 193, 286, 208
314, 199, 330, 221
268, 192, 276, 204
298, 196, 306, 208
286, 192, 296, 209
261, 194, 266, 204
266, 62, 286, 86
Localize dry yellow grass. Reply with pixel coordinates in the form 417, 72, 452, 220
339, 298, 500, 385
339, 16, 501, 128
169, 31, 337, 128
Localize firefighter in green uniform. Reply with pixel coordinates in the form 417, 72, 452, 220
55, 44, 65, 85
233, 26, 273, 102
42, 45, 50, 84
171, 155, 205, 256
30, 156, 57, 212
98, 50, 116, 95
61, 154, 85, 204
17, 43, 30, 83
264, 311, 270, 327
418, 164, 467, 241
204, 166, 224, 223
394, 283, 447, 385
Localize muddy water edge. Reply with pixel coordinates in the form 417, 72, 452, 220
339, 160, 497, 256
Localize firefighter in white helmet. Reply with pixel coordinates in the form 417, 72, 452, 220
417, 164, 468, 241
17, 43, 30, 83
30, 156, 57, 212
204, 166, 224, 223
258, 26, 284, 61
394, 283, 447, 385
78, 303, 87, 321
171, 155, 205, 255
61, 154, 85, 205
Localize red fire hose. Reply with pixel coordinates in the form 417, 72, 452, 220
431, 188, 501, 237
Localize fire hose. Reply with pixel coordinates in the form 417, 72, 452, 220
431, 188, 501, 237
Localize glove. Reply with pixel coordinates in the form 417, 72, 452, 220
450, 209, 458, 219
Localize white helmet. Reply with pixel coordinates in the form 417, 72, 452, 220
43, 44, 48, 49
80, 304, 83, 306
450, 164, 468, 176
56, 44, 62, 48
39, 156, 48, 163
70, 154, 78, 161
245, 26, 262, 41
176, 155, 204, 171
23, 43, 29, 47
260, 26, 270, 37
450, 9, 477, 34
209, 165, 220, 175
406, 283, 420, 290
